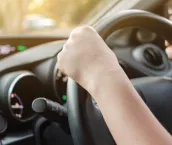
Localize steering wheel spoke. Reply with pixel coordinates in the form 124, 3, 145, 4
114, 44, 171, 77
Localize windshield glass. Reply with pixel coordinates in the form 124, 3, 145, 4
0, 0, 116, 34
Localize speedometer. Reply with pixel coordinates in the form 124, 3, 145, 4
10, 93, 24, 119
0, 71, 43, 122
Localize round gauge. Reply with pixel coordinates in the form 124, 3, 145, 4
0, 71, 43, 122
10, 93, 23, 119
53, 65, 68, 104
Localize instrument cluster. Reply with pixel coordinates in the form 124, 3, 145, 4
0, 71, 43, 123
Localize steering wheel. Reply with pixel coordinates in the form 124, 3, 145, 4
67, 10, 172, 145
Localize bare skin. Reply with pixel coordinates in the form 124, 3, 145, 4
58, 26, 172, 145
165, 40, 172, 59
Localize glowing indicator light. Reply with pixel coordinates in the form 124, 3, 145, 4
62, 95, 67, 101
0, 45, 15, 55
17, 45, 27, 52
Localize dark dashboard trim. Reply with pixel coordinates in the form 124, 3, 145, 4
0, 40, 65, 74
0, 35, 67, 39
1, 130, 34, 145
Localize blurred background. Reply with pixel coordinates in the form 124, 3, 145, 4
0, 0, 114, 34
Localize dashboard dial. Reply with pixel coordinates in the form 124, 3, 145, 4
0, 71, 43, 122
10, 93, 24, 119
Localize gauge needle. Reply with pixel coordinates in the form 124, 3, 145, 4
11, 93, 17, 98
11, 103, 24, 109
15, 114, 22, 118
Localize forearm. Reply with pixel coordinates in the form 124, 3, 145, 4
90, 67, 172, 145
57, 25, 172, 145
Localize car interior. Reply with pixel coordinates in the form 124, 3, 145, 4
0, 0, 172, 145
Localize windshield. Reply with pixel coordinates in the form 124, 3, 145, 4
0, 0, 116, 34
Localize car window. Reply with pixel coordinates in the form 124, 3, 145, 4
0, 0, 118, 34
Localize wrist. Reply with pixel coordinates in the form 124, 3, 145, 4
78, 51, 122, 98
85, 64, 124, 101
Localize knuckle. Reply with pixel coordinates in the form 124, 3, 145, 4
63, 40, 72, 49
67, 39, 74, 45
57, 49, 66, 62
63, 42, 68, 49
80, 25, 95, 32
79, 25, 90, 32
70, 25, 96, 39
70, 27, 82, 37
73, 25, 89, 34
70, 30, 78, 39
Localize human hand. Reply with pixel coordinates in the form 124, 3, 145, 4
165, 41, 172, 59
57, 26, 121, 93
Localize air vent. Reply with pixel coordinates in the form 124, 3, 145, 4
144, 48, 163, 66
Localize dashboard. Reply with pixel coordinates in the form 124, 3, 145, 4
0, 27, 165, 124
0, 37, 166, 145
0, 37, 69, 145
0, 27, 166, 120
0, 24, 168, 145
0, 2, 170, 145
0, 37, 63, 59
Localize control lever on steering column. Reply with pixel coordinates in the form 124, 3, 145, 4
32, 98, 67, 124
32, 98, 73, 145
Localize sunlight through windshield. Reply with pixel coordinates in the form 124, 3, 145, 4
0, 0, 116, 34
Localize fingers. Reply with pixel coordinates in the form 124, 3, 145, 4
57, 51, 67, 76
165, 41, 172, 59
57, 44, 67, 73
57, 39, 70, 71
165, 40, 170, 47
57, 25, 98, 80
70, 25, 96, 39
57, 51, 64, 72
166, 46, 172, 59
57, 70, 68, 82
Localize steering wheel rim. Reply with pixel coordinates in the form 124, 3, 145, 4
67, 10, 172, 145
96, 9, 172, 42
